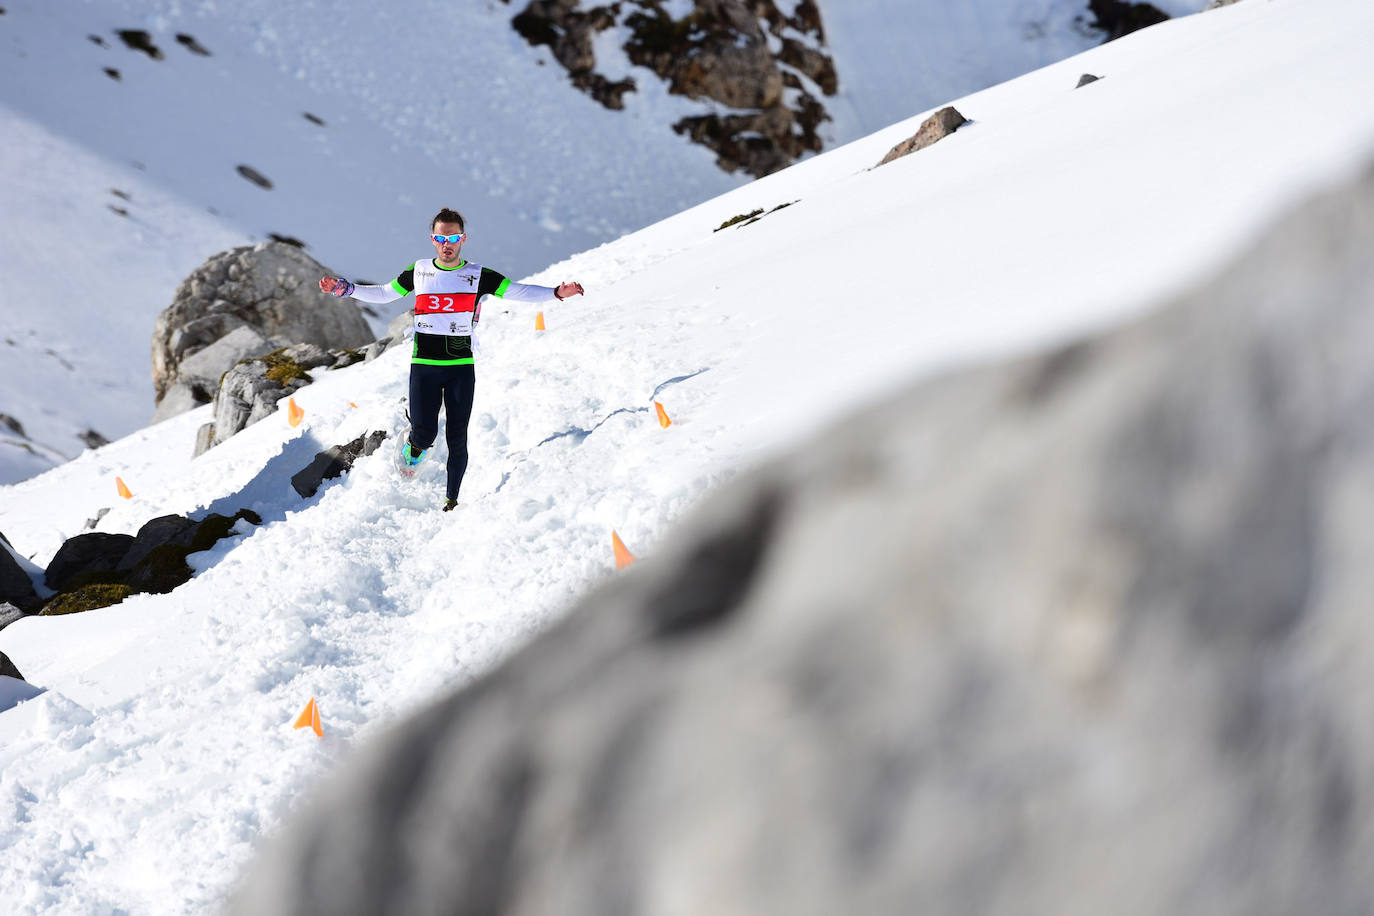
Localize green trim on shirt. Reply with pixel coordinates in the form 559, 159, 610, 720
493, 277, 511, 298
389, 278, 409, 296
411, 357, 475, 366
435, 258, 466, 271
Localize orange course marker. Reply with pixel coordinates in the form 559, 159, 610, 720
116, 476, 133, 499
287, 397, 305, 427
292, 697, 323, 737
612, 530, 637, 570
654, 401, 672, 429
535, 311, 546, 331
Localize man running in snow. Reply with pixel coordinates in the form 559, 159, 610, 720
319, 207, 584, 511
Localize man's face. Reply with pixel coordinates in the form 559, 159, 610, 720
431, 221, 466, 264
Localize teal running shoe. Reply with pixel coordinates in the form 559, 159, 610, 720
397, 441, 427, 478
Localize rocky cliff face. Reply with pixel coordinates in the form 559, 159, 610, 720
226, 151, 1374, 916
505, 0, 1177, 178
509, 0, 835, 178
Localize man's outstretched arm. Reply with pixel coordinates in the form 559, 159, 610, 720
320, 265, 416, 304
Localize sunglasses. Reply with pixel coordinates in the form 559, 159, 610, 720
431, 233, 466, 244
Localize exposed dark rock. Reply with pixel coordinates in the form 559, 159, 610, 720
778, 36, 836, 95
0, 413, 25, 437
104, 68, 121, 81
0, 650, 22, 681
0, 605, 25, 633
175, 33, 211, 56
78, 428, 110, 449
268, 234, 308, 249
875, 106, 968, 167
44, 533, 135, 592
83, 508, 111, 531
37, 510, 260, 609
116, 29, 163, 60
1087, 0, 1171, 41
304, 112, 326, 126
1077, 72, 1103, 87
152, 242, 372, 420
1, 535, 42, 613
291, 430, 389, 498
237, 165, 274, 190
228, 155, 1374, 916
117, 515, 200, 573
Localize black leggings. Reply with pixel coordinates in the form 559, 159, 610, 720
408, 362, 476, 500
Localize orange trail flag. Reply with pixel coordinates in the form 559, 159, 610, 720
116, 476, 133, 499
287, 397, 305, 427
612, 530, 637, 570
655, 401, 672, 428
293, 697, 323, 737
535, 311, 546, 331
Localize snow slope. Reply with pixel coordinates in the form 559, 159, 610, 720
4, 0, 1374, 911
0, 0, 1209, 483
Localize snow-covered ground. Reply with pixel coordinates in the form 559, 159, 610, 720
0, 0, 1210, 483
4, 0, 1374, 911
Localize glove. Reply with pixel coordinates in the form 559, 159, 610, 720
324, 277, 355, 297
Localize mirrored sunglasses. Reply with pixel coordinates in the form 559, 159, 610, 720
431, 233, 466, 244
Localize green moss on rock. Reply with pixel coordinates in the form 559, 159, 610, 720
716, 209, 764, 232
261, 348, 312, 385
40, 583, 134, 616
131, 542, 194, 594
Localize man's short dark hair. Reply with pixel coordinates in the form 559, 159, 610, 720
431, 208, 466, 232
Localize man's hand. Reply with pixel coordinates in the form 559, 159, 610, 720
319, 276, 355, 297
554, 281, 585, 301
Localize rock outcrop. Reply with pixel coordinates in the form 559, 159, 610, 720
31, 510, 262, 616
152, 242, 373, 421
1087, 0, 1172, 41
195, 343, 363, 455
228, 157, 1374, 915
291, 431, 388, 498
0, 604, 26, 633
875, 106, 968, 167
511, 0, 835, 178
0, 650, 23, 681
1, 532, 42, 613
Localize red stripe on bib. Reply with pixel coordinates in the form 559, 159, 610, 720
415, 292, 477, 314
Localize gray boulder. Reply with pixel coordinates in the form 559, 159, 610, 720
152, 242, 373, 419
0, 604, 26, 633
196, 343, 338, 455
228, 157, 1374, 916
363, 309, 415, 362
153, 326, 281, 423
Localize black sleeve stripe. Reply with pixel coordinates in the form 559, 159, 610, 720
477, 266, 508, 298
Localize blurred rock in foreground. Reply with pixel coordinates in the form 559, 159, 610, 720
227, 159, 1374, 915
